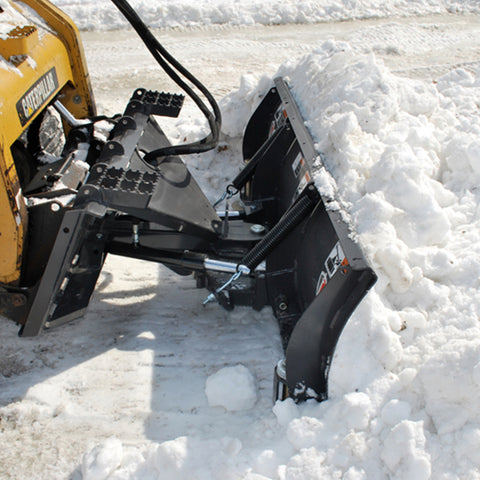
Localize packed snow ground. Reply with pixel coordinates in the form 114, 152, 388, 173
1, 1, 480, 479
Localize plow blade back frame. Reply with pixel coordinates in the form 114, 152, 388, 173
242, 78, 377, 401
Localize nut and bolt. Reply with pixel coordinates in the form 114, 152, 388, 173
278, 301, 288, 311
250, 224, 266, 234
276, 295, 288, 312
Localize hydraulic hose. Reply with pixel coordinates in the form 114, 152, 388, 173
109, 0, 221, 160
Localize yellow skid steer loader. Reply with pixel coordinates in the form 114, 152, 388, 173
0, 0, 376, 402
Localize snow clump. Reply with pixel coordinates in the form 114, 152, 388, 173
81, 437, 123, 480
205, 364, 258, 411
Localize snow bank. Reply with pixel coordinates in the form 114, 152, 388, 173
273, 41, 477, 477
50, 0, 480, 31
79, 42, 480, 479
274, 41, 480, 480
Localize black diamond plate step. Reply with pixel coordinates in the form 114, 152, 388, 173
126, 89, 185, 117
87, 164, 159, 195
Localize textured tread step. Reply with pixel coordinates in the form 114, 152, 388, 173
128, 88, 185, 117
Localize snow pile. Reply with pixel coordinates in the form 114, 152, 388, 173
78, 42, 480, 479
81, 435, 245, 480
273, 41, 480, 479
205, 365, 258, 411
50, 0, 480, 31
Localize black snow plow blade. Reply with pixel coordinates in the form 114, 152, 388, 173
10, 77, 375, 403
239, 78, 377, 401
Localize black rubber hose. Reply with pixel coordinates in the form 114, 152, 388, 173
110, 0, 220, 131
109, 0, 221, 159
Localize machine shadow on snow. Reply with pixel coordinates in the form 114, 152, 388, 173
2, 260, 285, 464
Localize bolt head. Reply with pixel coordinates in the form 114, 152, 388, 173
278, 302, 288, 311
250, 224, 266, 234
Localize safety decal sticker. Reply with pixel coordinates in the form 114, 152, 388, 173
269, 106, 288, 136
17, 67, 59, 126
296, 170, 311, 196
292, 153, 305, 177
315, 242, 349, 295
315, 271, 328, 296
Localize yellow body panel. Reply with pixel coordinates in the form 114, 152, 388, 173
17, 0, 96, 121
0, 0, 95, 284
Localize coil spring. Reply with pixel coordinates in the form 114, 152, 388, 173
241, 186, 318, 271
